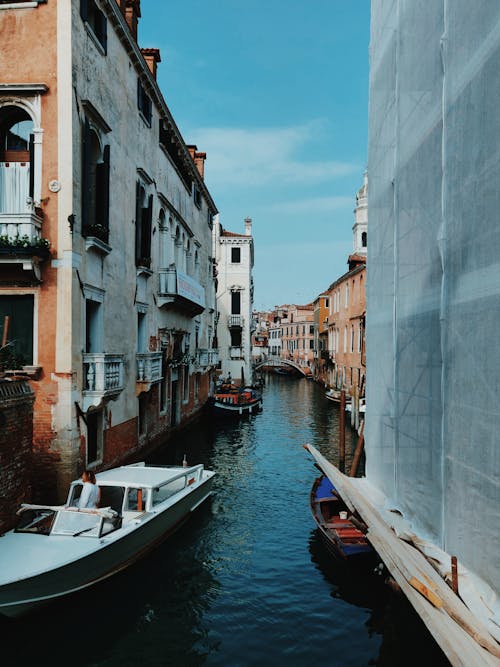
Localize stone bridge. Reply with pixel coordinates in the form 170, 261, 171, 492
254, 356, 311, 377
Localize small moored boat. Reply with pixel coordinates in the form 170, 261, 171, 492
0, 462, 215, 618
211, 383, 262, 416
310, 475, 373, 561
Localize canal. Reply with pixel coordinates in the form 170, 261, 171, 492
2, 376, 449, 666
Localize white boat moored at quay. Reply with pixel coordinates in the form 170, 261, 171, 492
0, 462, 215, 619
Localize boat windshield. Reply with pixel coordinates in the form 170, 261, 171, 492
15, 508, 56, 535
51, 509, 102, 537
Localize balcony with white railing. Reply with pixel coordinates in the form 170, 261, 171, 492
228, 314, 244, 328
196, 348, 219, 368
136, 352, 162, 394
82, 354, 125, 410
157, 265, 205, 315
0, 166, 49, 276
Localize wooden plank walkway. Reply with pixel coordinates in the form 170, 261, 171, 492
304, 444, 500, 667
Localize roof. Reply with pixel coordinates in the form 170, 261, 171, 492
94, 464, 200, 488
221, 230, 250, 238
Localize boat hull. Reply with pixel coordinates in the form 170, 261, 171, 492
0, 474, 214, 618
212, 397, 262, 416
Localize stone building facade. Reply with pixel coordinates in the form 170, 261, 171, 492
0, 0, 218, 501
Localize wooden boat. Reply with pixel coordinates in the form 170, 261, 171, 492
211, 383, 262, 416
0, 462, 215, 618
310, 475, 373, 561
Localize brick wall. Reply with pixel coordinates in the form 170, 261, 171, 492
0, 379, 34, 533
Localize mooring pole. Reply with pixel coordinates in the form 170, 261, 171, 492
349, 419, 365, 477
339, 389, 346, 473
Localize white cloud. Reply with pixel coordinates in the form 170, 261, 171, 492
187, 122, 358, 188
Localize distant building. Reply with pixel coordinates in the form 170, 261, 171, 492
214, 217, 254, 385
251, 310, 270, 362
312, 293, 330, 384
280, 303, 315, 372
323, 176, 367, 396
0, 0, 218, 501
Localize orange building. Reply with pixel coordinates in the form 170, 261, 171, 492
326, 256, 366, 395
280, 303, 315, 372
324, 175, 367, 396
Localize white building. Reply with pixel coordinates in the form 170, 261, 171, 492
352, 172, 367, 256
214, 216, 254, 385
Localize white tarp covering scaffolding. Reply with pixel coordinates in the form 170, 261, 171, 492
366, 0, 500, 605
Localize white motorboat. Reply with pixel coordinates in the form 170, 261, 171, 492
0, 462, 215, 618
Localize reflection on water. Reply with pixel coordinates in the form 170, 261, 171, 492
1, 376, 447, 667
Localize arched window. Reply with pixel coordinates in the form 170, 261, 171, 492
159, 209, 168, 267
0, 106, 34, 214
361, 231, 367, 247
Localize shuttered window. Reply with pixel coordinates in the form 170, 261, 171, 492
80, 0, 107, 54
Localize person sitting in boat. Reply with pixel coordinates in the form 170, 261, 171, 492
78, 470, 101, 509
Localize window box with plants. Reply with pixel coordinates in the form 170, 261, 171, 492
0, 236, 51, 259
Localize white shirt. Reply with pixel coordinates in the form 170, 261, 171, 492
79, 482, 99, 509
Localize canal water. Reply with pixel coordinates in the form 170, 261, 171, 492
2, 376, 449, 667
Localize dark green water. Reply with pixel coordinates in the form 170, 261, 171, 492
1, 376, 449, 666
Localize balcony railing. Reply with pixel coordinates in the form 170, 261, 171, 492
196, 348, 219, 368
228, 314, 244, 328
82, 353, 125, 410
136, 352, 162, 384
157, 265, 205, 315
229, 346, 243, 359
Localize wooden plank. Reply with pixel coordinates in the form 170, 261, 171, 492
305, 444, 500, 666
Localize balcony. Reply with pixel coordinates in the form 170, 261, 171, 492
229, 346, 243, 360
196, 348, 219, 368
157, 266, 205, 315
228, 314, 244, 328
136, 352, 162, 395
82, 353, 125, 410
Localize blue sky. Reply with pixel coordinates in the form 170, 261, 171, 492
140, 1, 371, 310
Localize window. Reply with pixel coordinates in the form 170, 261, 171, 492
80, 0, 107, 54
231, 290, 241, 315
309, 325, 314, 335
86, 410, 103, 465
361, 231, 367, 247
230, 329, 242, 347
231, 247, 241, 263
193, 183, 202, 209
0, 106, 34, 214
81, 119, 110, 242
137, 79, 152, 127
138, 394, 148, 436
137, 312, 146, 352
135, 183, 152, 267
85, 299, 103, 353
0, 295, 34, 366
183, 366, 189, 403
160, 349, 168, 414
309, 339, 314, 350
159, 120, 191, 192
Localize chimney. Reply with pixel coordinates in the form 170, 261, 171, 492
125, 0, 141, 41
244, 217, 252, 236
187, 145, 207, 180
141, 48, 161, 80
